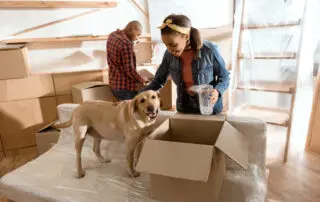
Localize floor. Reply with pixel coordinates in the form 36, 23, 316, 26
266, 125, 320, 202
0, 124, 319, 202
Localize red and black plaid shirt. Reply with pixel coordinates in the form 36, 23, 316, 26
106, 29, 144, 91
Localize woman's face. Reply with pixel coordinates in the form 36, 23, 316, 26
161, 33, 188, 57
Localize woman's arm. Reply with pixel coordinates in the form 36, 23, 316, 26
211, 43, 230, 96
142, 51, 171, 91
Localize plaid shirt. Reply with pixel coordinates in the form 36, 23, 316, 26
106, 29, 144, 91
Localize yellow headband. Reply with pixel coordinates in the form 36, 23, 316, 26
157, 19, 191, 35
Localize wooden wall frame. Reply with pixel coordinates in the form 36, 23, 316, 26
0, 1, 118, 8
0, 34, 151, 44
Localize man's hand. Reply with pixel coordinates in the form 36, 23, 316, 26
144, 79, 151, 86
136, 79, 150, 91
209, 89, 219, 105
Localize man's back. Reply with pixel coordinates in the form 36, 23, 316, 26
107, 29, 143, 92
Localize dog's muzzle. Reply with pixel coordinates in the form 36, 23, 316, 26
145, 108, 159, 119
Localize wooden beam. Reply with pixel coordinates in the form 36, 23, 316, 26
0, 34, 151, 44
242, 20, 301, 30
234, 105, 290, 127
200, 24, 233, 41
129, 0, 148, 17
0, 1, 118, 8
12, 9, 101, 36
238, 52, 297, 59
237, 81, 295, 94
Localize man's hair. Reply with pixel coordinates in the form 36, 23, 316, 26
125, 20, 142, 30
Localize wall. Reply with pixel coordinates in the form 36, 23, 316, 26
0, 0, 152, 156
0, 0, 151, 73
148, 0, 234, 41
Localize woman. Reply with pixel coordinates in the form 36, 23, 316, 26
144, 14, 230, 114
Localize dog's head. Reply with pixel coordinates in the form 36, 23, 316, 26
131, 90, 161, 123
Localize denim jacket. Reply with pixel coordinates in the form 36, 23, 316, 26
144, 40, 230, 113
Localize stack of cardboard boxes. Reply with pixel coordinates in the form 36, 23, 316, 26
0, 44, 177, 156
0, 45, 109, 157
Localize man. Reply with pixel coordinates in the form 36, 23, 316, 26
107, 21, 146, 100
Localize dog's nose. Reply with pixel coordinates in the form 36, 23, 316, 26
147, 106, 154, 113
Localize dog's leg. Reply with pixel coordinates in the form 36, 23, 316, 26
93, 138, 111, 163
133, 139, 144, 167
74, 125, 87, 179
125, 136, 141, 177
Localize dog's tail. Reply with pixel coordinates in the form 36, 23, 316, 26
53, 115, 73, 129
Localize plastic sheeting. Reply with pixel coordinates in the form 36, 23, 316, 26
230, 0, 319, 153
0, 104, 268, 202
230, 0, 309, 112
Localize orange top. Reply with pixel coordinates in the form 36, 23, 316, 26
180, 49, 195, 93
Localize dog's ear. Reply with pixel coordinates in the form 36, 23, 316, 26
126, 98, 138, 120
157, 92, 163, 108
132, 97, 138, 112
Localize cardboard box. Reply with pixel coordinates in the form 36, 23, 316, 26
222, 88, 229, 112
134, 43, 152, 65
0, 74, 55, 102
136, 113, 248, 202
53, 70, 106, 95
0, 152, 4, 161
5, 146, 38, 157
0, 138, 3, 152
72, 81, 117, 103
159, 79, 176, 110
0, 44, 30, 79
137, 66, 177, 110
0, 97, 58, 150
35, 121, 60, 155
56, 94, 73, 105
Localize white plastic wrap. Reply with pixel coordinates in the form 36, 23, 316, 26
220, 165, 268, 202
231, 0, 304, 111
0, 104, 268, 202
229, 0, 318, 143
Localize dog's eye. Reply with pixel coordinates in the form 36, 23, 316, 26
151, 95, 156, 99
140, 98, 145, 103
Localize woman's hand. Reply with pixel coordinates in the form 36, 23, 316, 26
209, 89, 219, 105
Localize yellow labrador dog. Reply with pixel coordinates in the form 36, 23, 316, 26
54, 90, 160, 178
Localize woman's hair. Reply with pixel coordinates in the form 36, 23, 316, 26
161, 14, 202, 53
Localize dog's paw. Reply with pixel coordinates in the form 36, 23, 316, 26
76, 170, 85, 179
99, 157, 111, 163
129, 170, 140, 178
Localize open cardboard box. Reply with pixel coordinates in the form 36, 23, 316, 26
0, 44, 30, 79
136, 113, 248, 202
72, 81, 117, 103
35, 121, 60, 155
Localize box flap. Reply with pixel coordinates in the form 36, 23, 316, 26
171, 113, 226, 122
136, 139, 214, 182
73, 81, 107, 90
0, 44, 25, 50
137, 69, 155, 80
147, 119, 170, 140
37, 120, 60, 133
215, 121, 248, 169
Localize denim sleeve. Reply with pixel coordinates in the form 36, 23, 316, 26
211, 43, 230, 96
141, 51, 170, 92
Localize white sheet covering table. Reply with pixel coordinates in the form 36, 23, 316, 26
0, 104, 268, 202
